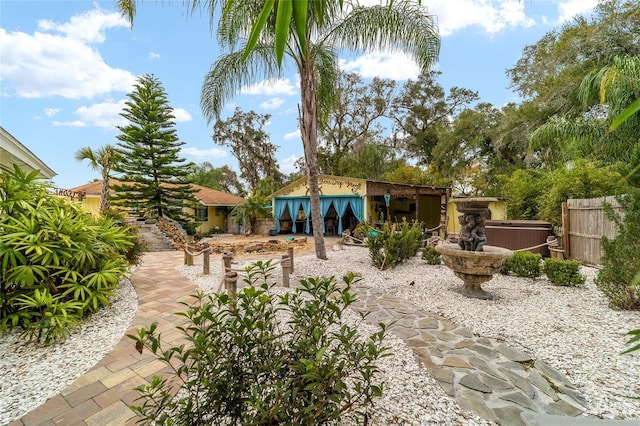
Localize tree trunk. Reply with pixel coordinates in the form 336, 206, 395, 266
100, 174, 111, 212
300, 64, 327, 260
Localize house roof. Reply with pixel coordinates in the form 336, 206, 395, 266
0, 126, 56, 179
69, 179, 245, 207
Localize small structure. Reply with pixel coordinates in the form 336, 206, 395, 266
270, 174, 449, 236
437, 198, 513, 300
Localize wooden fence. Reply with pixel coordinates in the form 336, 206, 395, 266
563, 196, 621, 266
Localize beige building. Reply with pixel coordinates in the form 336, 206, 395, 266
270, 175, 450, 236
68, 179, 244, 235
0, 126, 56, 179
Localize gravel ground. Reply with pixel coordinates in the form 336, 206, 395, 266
1, 245, 639, 425
0, 278, 138, 425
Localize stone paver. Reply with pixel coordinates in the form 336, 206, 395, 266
13, 249, 589, 426
350, 284, 587, 426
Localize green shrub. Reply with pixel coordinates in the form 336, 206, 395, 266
366, 219, 423, 269
129, 262, 391, 425
422, 245, 442, 265
543, 258, 586, 287
0, 166, 136, 343
596, 190, 640, 310
501, 251, 542, 278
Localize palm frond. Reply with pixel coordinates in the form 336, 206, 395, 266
200, 45, 282, 122
326, 2, 440, 74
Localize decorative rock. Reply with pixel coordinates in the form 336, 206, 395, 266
417, 317, 439, 329
457, 389, 495, 420
546, 400, 584, 417
471, 343, 500, 359
430, 367, 455, 384
534, 360, 570, 385
470, 357, 509, 381
443, 357, 473, 368
493, 406, 527, 426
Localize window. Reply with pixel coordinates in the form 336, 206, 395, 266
195, 207, 208, 222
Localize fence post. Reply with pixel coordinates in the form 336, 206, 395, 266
287, 246, 294, 273
562, 201, 570, 259
222, 252, 233, 273
225, 271, 238, 295
203, 247, 211, 275
184, 243, 194, 266
281, 254, 291, 288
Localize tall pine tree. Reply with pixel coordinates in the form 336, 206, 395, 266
111, 74, 197, 232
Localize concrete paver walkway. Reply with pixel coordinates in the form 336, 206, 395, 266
12, 250, 589, 426
11, 251, 195, 426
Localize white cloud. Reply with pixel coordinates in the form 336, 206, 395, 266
181, 147, 228, 159
44, 107, 61, 117
241, 78, 297, 95
556, 0, 598, 23
52, 120, 87, 127
340, 52, 420, 80
172, 108, 192, 122
279, 154, 301, 174
37, 7, 128, 43
74, 99, 128, 128
148, 51, 160, 60
260, 97, 285, 110
427, 0, 535, 36
0, 7, 135, 99
284, 129, 301, 140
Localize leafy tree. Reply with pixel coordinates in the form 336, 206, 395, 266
389, 71, 478, 167
74, 144, 118, 212
186, 162, 245, 196
118, 0, 439, 260
431, 102, 500, 194
337, 141, 405, 181
319, 71, 396, 175
110, 74, 198, 232
213, 107, 283, 193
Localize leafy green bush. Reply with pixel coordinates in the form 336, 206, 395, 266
501, 251, 542, 278
543, 258, 586, 287
596, 190, 640, 310
422, 245, 442, 265
0, 166, 136, 343
129, 262, 391, 425
367, 219, 423, 269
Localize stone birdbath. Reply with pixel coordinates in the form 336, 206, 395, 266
436, 197, 513, 300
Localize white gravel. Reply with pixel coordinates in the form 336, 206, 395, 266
0, 278, 138, 425
2, 245, 639, 425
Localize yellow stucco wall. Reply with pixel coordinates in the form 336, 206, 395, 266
446, 200, 507, 234
194, 206, 228, 234
274, 175, 366, 197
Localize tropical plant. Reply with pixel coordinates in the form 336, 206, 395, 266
229, 195, 271, 234
596, 189, 640, 310
117, 0, 440, 260
128, 263, 390, 425
421, 245, 441, 265
0, 166, 136, 343
366, 219, 423, 269
110, 73, 198, 232
74, 144, 118, 212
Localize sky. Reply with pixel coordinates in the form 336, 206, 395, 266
0, 0, 599, 190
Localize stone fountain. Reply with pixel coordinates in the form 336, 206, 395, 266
436, 198, 513, 300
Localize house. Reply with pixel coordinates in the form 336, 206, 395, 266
270, 174, 450, 236
0, 126, 56, 179
67, 179, 245, 234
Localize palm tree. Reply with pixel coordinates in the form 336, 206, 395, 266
529, 55, 640, 171
117, 0, 440, 259
230, 195, 272, 235
74, 145, 117, 212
